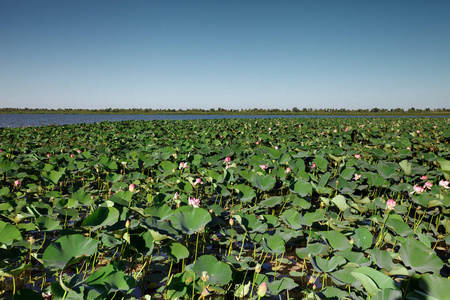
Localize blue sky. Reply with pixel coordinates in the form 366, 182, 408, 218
1, 0, 449, 110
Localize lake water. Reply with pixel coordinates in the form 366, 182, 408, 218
0, 113, 338, 128
0, 113, 440, 128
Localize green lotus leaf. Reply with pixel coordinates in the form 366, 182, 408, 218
311, 255, 346, 273
162, 242, 189, 263
98, 156, 118, 171
332, 195, 350, 212
351, 227, 373, 250
437, 159, 450, 180
192, 255, 232, 286
399, 237, 443, 274
42, 234, 99, 269
86, 262, 136, 293
81, 206, 120, 230
313, 155, 328, 171
290, 179, 312, 196
41, 170, 64, 185
70, 189, 93, 206
296, 243, 331, 259
281, 208, 303, 230
36, 216, 62, 232
259, 196, 284, 207
170, 206, 212, 235
0, 220, 22, 245
267, 277, 298, 294
238, 213, 268, 233
250, 173, 276, 191
235, 184, 256, 203
319, 231, 351, 251
399, 159, 412, 176
261, 233, 285, 254
351, 267, 399, 297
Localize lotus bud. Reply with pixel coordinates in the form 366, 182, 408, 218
257, 282, 267, 297
386, 199, 396, 211
229, 218, 234, 226
255, 263, 261, 273
129, 183, 135, 192
201, 287, 210, 297
201, 271, 209, 282
125, 220, 130, 229
14, 180, 21, 187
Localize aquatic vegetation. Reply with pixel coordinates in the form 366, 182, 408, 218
0, 117, 449, 299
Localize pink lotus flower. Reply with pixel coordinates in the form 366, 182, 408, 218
411, 185, 425, 194
439, 180, 449, 189
225, 164, 230, 169
434, 125, 437, 129
129, 183, 135, 192
257, 282, 267, 297
423, 182, 433, 189
355, 154, 361, 159
224, 157, 231, 163
420, 175, 427, 180
333, 129, 337, 133
344, 126, 349, 132
173, 192, 180, 200
193, 178, 203, 186
353, 173, 361, 181
406, 147, 411, 150
178, 162, 188, 170
274, 146, 278, 149
70, 154, 74, 158
47, 153, 50, 158
284, 167, 291, 174
256, 141, 259, 145
386, 199, 396, 211
259, 164, 268, 170
189, 197, 200, 208
311, 163, 316, 169
14, 180, 21, 187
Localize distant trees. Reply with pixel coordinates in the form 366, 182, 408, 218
0, 107, 448, 115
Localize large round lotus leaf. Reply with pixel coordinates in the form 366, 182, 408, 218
319, 231, 351, 251
399, 159, 412, 176
351, 227, 373, 250
192, 255, 232, 286
81, 206, 120, 230
261, 233, 285, 254
0, 220, 22, 245
70, 189, 93, 206
399, 237, 443, 274
43, 234, 99, 269
36, 216, 62, 232
259, 196, 284, 207
281, 208, 303, 230
41, 170, 64, 185
238, 213, 268, 233
170, 206, 212, 235
235, 184, 256, 203
162, 242, 189, 263
290, 179, 312, 196
267, 277, 298, 294
250, 173, 276, 191
311, 255, 346, 273
351, 267, 399, 297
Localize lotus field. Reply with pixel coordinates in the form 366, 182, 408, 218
1, 117, 450, 300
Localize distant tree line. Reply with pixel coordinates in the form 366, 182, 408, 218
0, 107, 449, 115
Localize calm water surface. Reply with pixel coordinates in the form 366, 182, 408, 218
0, 113, 439, 128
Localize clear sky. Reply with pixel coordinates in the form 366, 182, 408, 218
1, 0, 449, 110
